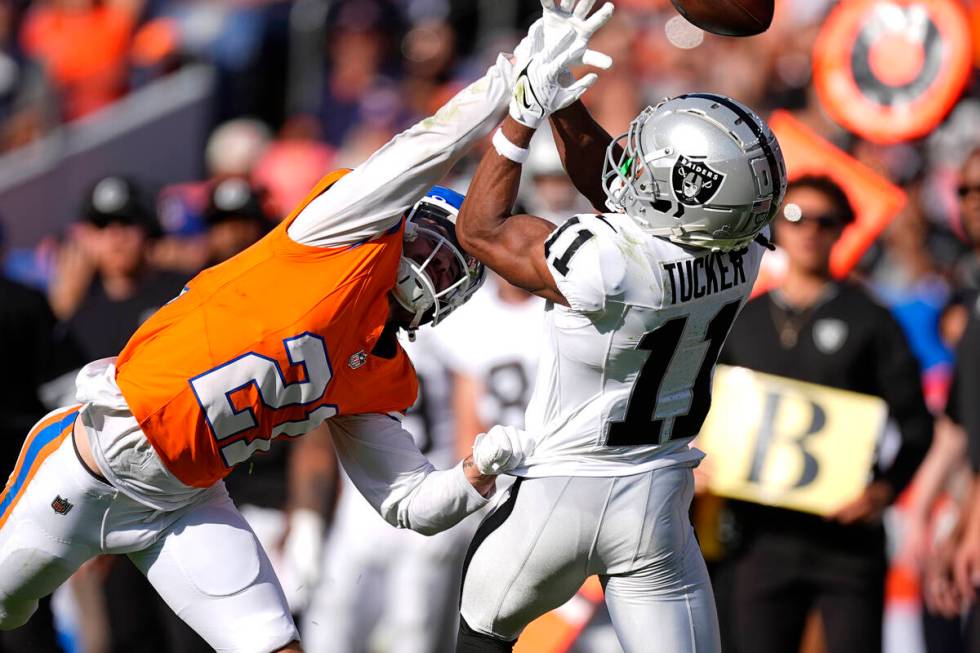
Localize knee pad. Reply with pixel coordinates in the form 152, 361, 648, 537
0, 594, 38, 631
456, 618, 516, 653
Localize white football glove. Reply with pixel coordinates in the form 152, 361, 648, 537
541, 0, 615, 70
472, 424, 535, 474
497, 19, 545, 91
509, 4, 613, 128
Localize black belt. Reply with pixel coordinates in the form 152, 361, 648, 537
71, 427, 111, 486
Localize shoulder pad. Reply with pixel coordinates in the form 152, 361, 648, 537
544, 214, 627, 313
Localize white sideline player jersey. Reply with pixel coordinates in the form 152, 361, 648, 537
513, 212, 766, 478
440, 280, 545, 429
400, 328, 457, 470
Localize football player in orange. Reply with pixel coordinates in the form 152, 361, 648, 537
0, 23, 551, 653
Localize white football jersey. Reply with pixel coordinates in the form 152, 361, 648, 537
399, 328, 457, 470
514, 212, 766, 478
439, 278, 545, 429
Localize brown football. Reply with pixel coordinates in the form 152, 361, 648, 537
670, 0, 775, 37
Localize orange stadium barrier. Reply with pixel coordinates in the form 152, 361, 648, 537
812, 0, 972, 144
754, 111, 908, 295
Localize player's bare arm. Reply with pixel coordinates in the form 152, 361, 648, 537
549, 101, 620, 211
457, 1, 614, 304
462, 456, 496, 496
457, 117, 567, 305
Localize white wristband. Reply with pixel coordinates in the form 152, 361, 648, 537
492, 128, 529, 164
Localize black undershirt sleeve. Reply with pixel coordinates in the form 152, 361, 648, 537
870, 307, 933, 496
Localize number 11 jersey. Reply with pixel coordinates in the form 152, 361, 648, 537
514, 212, 766, 478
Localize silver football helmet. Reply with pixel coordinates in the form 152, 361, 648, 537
602, 93, 787, 251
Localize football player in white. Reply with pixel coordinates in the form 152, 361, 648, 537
454, 1, 787, 651
441, 274, 545, 437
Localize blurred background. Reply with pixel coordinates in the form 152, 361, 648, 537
1, 0, 979, 652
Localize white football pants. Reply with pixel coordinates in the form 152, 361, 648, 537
460, 464, 721, 653
0, 407, 298, 653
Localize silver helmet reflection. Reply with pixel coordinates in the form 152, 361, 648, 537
602, 93, 787, 251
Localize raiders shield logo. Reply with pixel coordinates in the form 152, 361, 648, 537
51, 495, 74, 516
672, 155, 726, 206
813, 319, 849, 354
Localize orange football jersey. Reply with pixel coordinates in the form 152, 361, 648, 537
115, 170, 419, 488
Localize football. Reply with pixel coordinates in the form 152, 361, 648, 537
670, 0, 775, 37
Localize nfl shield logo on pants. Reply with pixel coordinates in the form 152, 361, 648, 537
51, 495, 73, 516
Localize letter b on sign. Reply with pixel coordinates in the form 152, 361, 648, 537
747, 391, 825, 490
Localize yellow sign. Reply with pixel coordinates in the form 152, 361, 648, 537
697, 366, 887, 515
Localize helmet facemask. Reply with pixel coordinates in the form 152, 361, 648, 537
393, 197, 485, 337
602, 105, 675, 227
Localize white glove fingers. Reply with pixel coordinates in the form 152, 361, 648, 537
582, 2, 614, 36
581, 48, 613, 70
544, 28, 577, 61
559, 0, 576, 13
572, 0, 596, 20
545, 46, 582, 81
531, 19, 545, 50
541, 0, 556, 10
568, 72, 598, 92
516, 18, 545, 55
567, 72, 599, 103
473, 425, 532, 475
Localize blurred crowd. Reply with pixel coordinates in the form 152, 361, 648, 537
1, 0, 980, 652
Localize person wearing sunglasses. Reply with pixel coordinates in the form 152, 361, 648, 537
717, 175, 932, 653
954, 148, 980, 295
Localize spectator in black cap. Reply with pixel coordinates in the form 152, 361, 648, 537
49, 175, 187, 363
203, 176, 270, 265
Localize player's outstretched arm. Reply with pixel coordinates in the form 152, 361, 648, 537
287, 28, 540, 248
549, 101, 620, 212
458, 7, 613, 303
328, 414, 495, 535
539, 0, 619, 210
457, 116, 568, 305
